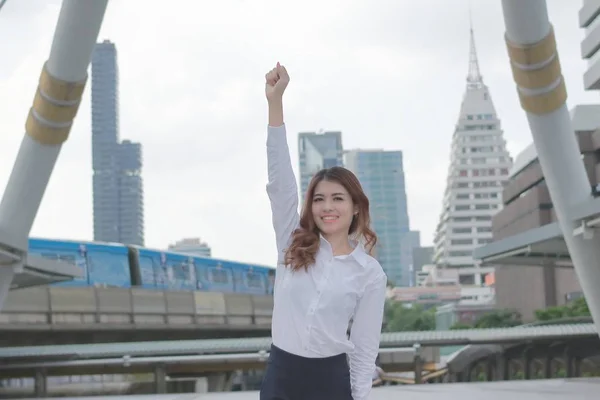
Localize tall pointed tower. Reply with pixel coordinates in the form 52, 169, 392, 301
432, 25, 513, 287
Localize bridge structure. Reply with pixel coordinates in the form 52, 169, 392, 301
0, 322, 596, 397
0, 285, 274, 346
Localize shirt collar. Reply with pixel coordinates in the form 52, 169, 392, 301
319, 234, 371, 267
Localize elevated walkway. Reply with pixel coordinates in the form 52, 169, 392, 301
1, 322, 595, 396
1, 322, 594, 364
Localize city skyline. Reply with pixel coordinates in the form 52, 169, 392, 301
0, 0, 594, 268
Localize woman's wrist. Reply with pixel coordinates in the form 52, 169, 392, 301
268, 99, 284, 126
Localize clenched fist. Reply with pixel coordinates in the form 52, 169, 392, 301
265, 62, 290, 102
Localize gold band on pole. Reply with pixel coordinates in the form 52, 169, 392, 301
505, 25, 567, 115
25, 62, 87, 145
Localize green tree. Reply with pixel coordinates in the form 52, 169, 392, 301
473, 309, 522, 328
534, 297, 590, 321
449, 309, 522, 330
384, 300, 436, 332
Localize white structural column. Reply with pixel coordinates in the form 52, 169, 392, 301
0, 0, 109, 310
501, 0, 600, 334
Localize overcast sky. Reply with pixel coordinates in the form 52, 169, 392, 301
0, 0, 596, 267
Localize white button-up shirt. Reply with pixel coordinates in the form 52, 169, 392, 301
266, 124, 387, 400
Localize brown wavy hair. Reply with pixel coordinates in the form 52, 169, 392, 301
284, 166, 377, 271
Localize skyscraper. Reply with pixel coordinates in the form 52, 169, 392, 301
401, 230, 421, 287
91, 40, 144, 246
432, 27, 512, 286
298, 131, 344, 203
345, 149, 411, 286
116, 140, 144, 246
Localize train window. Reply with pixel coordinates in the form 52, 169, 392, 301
246, 272, 264, 289
39, 252, 76, 265
167, 259, 195, 289
39, 253, 77, 266
138, 256, 156, 287
88, 251, 130, 288
232, 269, 243, 287
170, 261, 188, 281
210, 268, 230, 284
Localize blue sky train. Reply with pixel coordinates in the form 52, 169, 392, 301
28, 238, 276, 296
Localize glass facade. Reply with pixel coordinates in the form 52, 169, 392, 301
344, 150, 413, 286
298, 131, 344, 204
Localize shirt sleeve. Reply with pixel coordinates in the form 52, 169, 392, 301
348, 272, 387, 400
265, 124, 300, 267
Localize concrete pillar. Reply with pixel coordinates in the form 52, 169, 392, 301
544, 354, 553, 378
154, 364, 167, 394
34, 369, 47, 398
207, 372, 233, 392
413, 343, 422, 384
495, 353, 508, 381
523, 347, 533, 380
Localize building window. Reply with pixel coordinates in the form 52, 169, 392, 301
453, 217, 471, 223
451, 239, 473, 245
452, 228, 472, 234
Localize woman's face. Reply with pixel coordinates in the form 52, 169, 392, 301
311, 179, 356, 237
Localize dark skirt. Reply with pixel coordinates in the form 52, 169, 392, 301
260, 344, 353, 400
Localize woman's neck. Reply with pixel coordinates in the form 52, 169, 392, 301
323, 233, 354, 256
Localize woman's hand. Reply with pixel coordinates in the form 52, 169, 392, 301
265, 62, 290, 103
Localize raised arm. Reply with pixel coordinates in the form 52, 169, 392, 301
348, 271, 387, 400
265, 63, 299, 264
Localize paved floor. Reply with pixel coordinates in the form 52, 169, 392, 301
21, 378, 600, 399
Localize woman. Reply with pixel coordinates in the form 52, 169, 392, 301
260, 62, 387, 400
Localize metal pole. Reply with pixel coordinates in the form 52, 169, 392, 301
500, 0, 600, 334
0, 0, 109, 310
